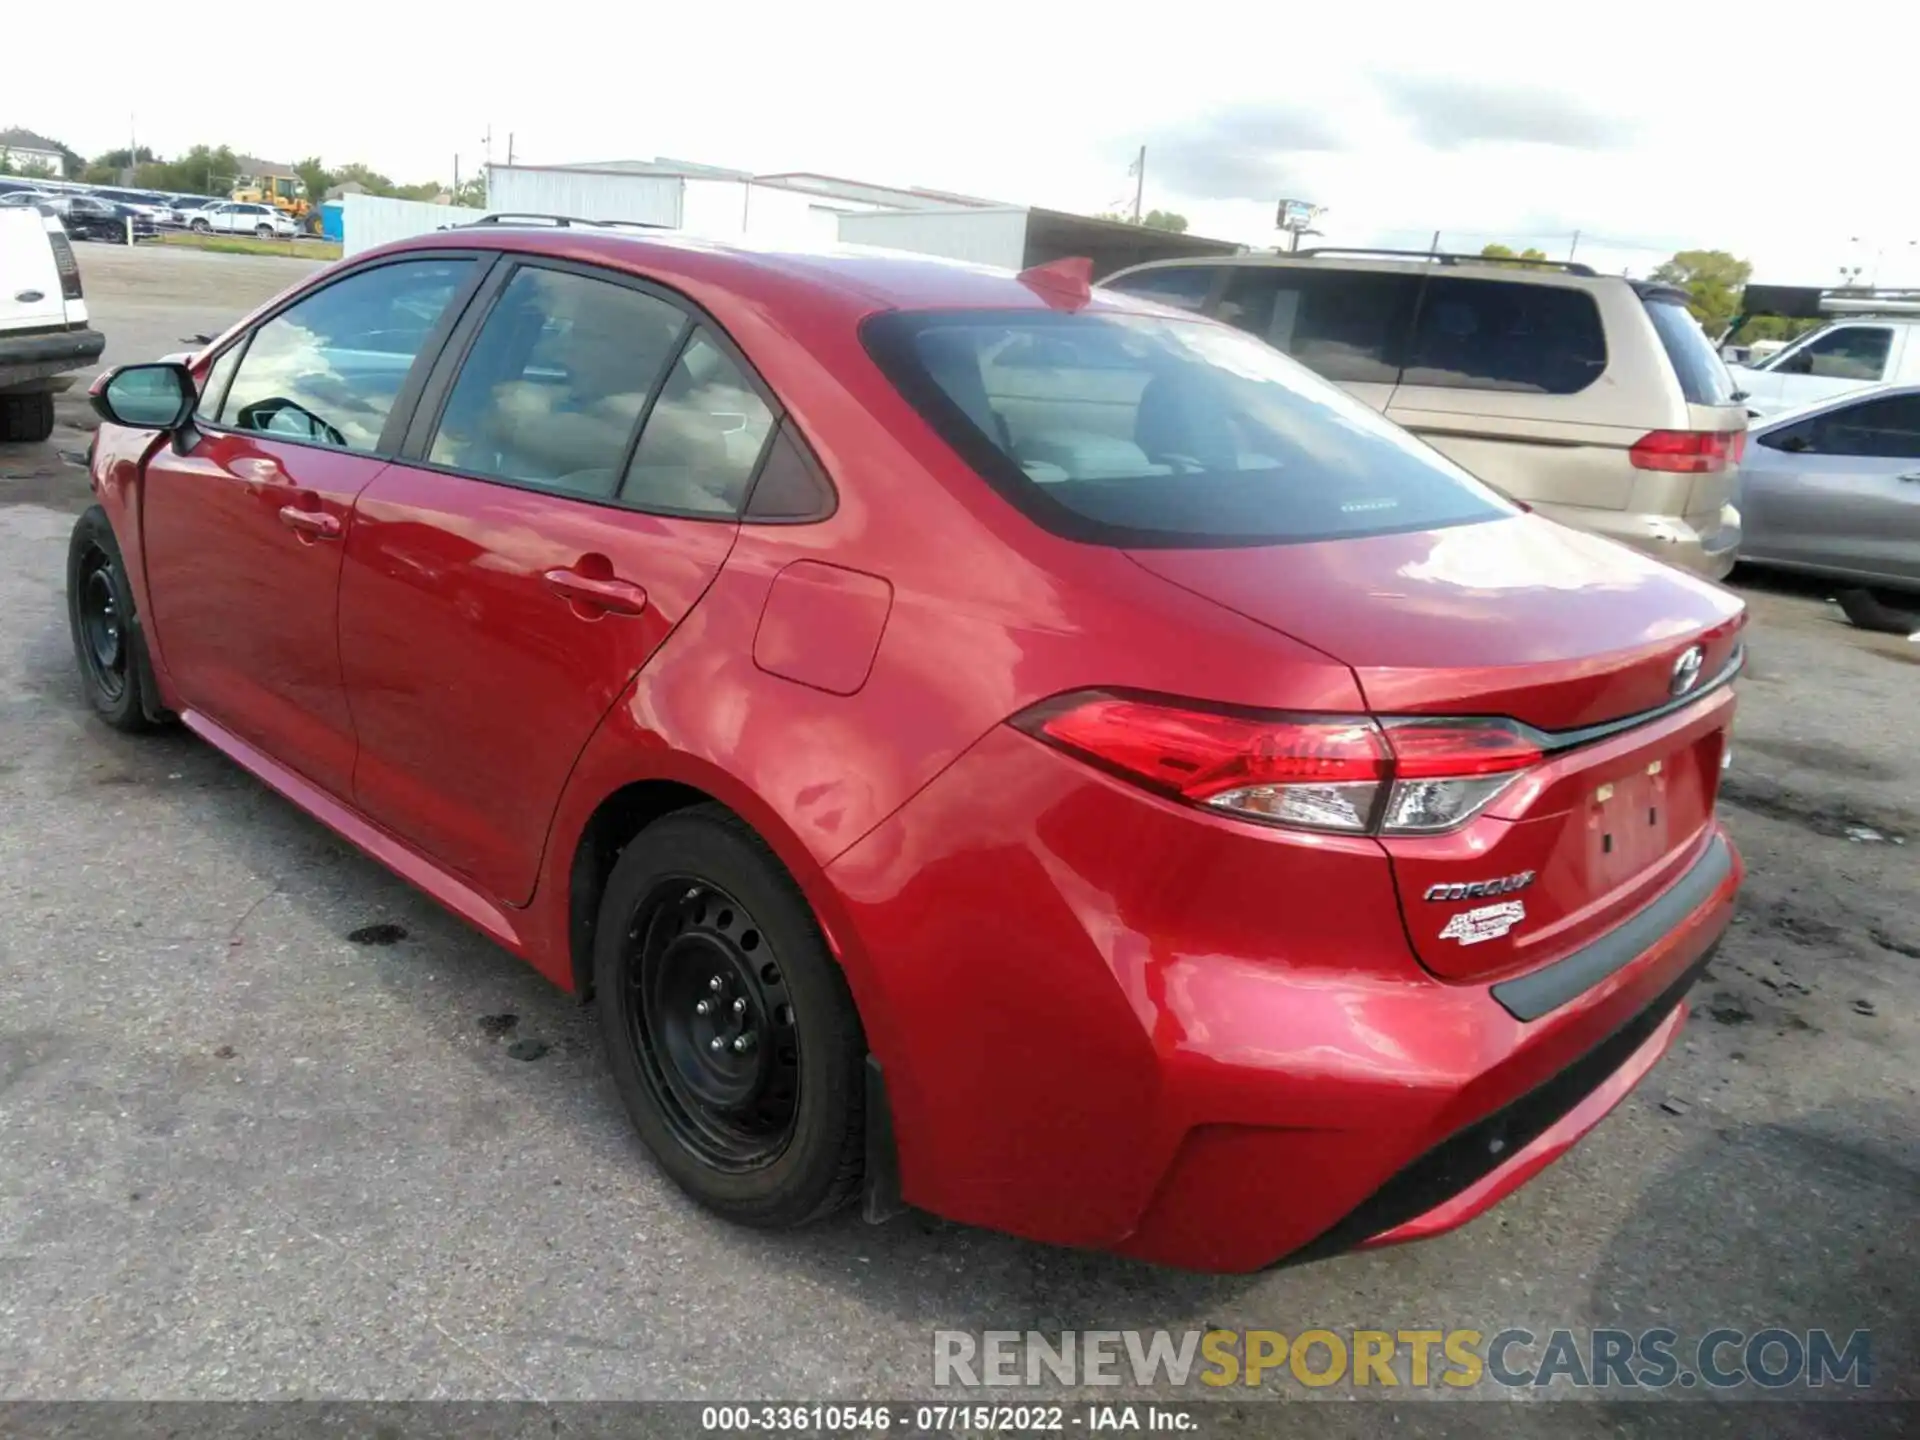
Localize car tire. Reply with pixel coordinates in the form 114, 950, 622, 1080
0, 392, 55, 443
593, 803, 866, 1228
66, 506, 166, 732
255, 224, 274, 239
191, 218, 210, 233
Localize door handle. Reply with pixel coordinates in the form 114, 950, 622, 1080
543, 568, 648, 616
278, 505, 341, 541
1900, 472, 1920, 483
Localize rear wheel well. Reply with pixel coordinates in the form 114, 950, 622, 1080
568, 780, 714, 1001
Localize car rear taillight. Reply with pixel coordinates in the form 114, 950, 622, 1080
1014, 693, 1541, 836
48, 231, 84, 301
1629, 429, 1744, 473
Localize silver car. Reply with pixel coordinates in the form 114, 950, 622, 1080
1737, 383, 1920, 588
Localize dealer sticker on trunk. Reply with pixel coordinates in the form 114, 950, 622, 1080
1438, 900, 1526, 946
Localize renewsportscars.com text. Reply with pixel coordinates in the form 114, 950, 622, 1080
932, 1328, 1873, 1391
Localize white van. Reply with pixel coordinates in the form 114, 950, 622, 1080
0, 206, 105, 441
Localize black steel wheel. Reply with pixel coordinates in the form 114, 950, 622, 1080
595, 805, 866, 1227
76, 546, 127, 703
66, 506, 165, 732
625, 877, 802, 1170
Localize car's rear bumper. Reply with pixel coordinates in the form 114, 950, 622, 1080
0, 325, 105, 392
827, 728, 1741, 1272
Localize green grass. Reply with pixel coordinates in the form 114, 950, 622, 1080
156, 232, 342, 261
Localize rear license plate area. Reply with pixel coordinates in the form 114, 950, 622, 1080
1588, 751, 1677, 891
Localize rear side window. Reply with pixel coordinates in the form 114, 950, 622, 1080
1644, 299, 1737, 405
620, 331, 775, 515
1402, 278, 1607, 395
1103, 265, 1218, 313
428, 265, 687, 498
215, 258, 473, 453
1217, 269, 1417, 385
864, 309, 1514, 548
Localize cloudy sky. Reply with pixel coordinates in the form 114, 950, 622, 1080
16, 0, 1919, 284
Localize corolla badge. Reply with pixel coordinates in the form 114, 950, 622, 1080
1671, 644, 1706, 696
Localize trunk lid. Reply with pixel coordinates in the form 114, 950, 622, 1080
1129, 513, 1744, 981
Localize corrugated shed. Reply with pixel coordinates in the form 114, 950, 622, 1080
484, 166, 682, 227
835, 208, 1033, 269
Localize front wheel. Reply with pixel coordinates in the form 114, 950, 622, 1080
67, 507, 166, 732
594, 805, 866, 1228
255, 224, 275, 238
190, 218, 210, 233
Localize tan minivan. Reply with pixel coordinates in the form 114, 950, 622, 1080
1103, 250, 1747, 579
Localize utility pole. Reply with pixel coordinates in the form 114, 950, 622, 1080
453, 154, 460, 198
1568, 230, 1581, 263
507, 132, 515, 166
1131, 145, 1145, 224
482, 125, 494, 168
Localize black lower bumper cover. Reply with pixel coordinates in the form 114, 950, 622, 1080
1282, 937, 1721, 1267
0, 326, 106, 371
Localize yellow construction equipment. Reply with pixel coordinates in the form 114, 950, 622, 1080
231, 175, 311, 221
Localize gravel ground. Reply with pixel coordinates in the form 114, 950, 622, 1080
0, 245, 1912, 1430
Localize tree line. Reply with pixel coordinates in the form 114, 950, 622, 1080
1, 134, 483, 208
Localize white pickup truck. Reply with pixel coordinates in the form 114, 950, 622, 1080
0, 206, 106, 441
1728, 290, 1920, 418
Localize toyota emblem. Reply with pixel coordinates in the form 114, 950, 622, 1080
1671, 645, 1705, 696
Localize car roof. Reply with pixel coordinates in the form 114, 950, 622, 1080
372, 226, 1188, 318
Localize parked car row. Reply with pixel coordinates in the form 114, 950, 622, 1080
0, 179, 299, 240
0, 188, 158, 243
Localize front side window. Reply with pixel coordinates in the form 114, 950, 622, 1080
428, 265, 687, 498
214, 258, 473, 453
1402, 278, 1607, 395
195, 345, 244, 424
864, 309, 1515, 547
1772, 326, 1893, 381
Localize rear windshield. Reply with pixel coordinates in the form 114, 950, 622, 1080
863, 309, 1515, 548
1644, 299, 1738, 406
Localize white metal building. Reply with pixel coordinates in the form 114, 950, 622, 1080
482, 160, 1001, 248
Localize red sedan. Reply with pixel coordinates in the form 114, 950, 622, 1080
71, 230, 1742, 1271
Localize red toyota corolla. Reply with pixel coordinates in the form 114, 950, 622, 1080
71, 229, 1743, 1271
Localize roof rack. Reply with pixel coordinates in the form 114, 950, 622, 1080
1292, 246, 1598, 277
1723, 284, 1920, 339
441, 212, 673, 232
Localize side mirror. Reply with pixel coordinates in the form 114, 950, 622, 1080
88, 362, 195, 430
